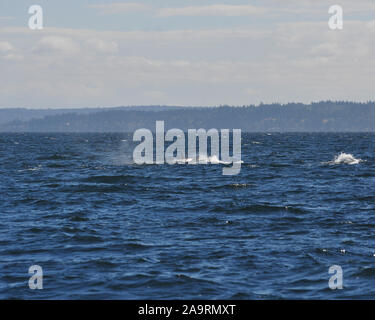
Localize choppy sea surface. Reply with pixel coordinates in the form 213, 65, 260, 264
1, 133, 375, 299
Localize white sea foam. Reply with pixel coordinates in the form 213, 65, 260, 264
176, 158, 194, 164
18, 165, 42, 172
326, 152, 363, 165
208, 155, 221, 164
175, 155, 243, 165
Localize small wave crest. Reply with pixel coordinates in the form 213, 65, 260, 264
324, 152, 363, 165
176, 155, 243, 165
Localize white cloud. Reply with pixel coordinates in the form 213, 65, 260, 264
33, 36, 80, 55
0, 18, 375, 107
157, 5, 267, 17
84, 38, 119, 54
0, 41, 14, 53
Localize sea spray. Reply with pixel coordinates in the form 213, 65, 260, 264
333, 152, 362, 165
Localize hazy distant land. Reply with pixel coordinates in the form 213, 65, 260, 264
1, 101, 375, 132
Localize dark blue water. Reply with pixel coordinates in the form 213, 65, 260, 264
1, 133, 375, 299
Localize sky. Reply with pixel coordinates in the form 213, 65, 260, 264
0, 0, 374, 108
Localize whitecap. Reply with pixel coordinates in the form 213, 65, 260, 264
332, 152, 363, 165
18, 165, 42, 172
176, 158, 195, 164
174, 155, 242, 165
208, 155, 221, 164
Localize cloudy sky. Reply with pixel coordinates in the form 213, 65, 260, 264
0, 0, 374, 108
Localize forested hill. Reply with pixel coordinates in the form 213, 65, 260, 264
1, 101, 375, 132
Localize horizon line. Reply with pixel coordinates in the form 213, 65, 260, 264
1, 100, 375, 110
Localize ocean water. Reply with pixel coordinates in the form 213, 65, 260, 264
1, 132, 375, 299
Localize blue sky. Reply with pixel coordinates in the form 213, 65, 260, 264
0, 1, 374, 108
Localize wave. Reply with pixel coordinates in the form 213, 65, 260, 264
176, 155, 243, 165
36, 154, 69, 160
203, 155, 230, 165
82, 175, 136, 184
17, 165, 42, 172
209, 203, 306, 214
327, 152, 363, 165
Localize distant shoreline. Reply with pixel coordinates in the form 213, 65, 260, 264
1, 101, 375, 132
